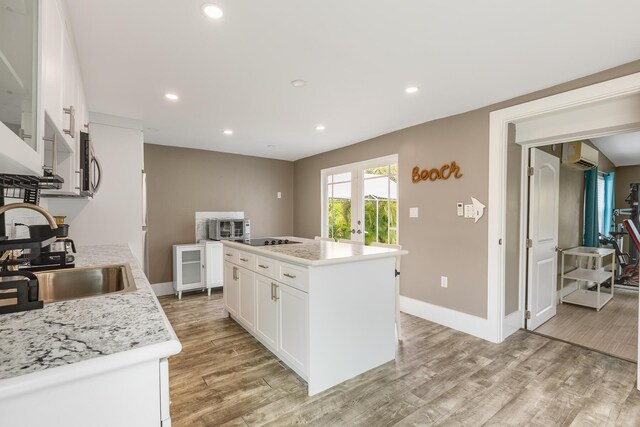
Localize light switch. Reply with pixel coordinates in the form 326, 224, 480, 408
409, 207, 419, 218
464, 204, 473, 219
277, 192, 282, 199
457, 203, 464, 217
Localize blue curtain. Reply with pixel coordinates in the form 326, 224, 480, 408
583, 168, 599, 247
603, 172, 615, 237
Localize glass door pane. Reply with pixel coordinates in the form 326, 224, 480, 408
327, 173, 353, 241
362, 163, 398, 244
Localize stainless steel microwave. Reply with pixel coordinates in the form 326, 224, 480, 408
208, 218, 250, 240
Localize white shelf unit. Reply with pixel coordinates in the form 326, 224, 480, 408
172, 244, 205, 299
560, 246, 616, 311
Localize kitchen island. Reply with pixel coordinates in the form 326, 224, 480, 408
222, 237, 407, 395
0, 244, 181, 427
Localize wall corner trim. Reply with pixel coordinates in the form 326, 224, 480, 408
151, 282, 174, 296
399, 296, 499, 343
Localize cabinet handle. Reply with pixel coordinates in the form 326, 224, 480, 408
274, 283, 279, 301
225, 253, 233, 257
271, 282, 275, 300
63, 106, 75, 138
283, 273, 296, 279
240, 258, 249, 262
75, 169, 83, 190
232, 266, 238, 280
258, 264, 269, 269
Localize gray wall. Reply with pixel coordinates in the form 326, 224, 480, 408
145, 144, 294, 284
293, 60, 640, 319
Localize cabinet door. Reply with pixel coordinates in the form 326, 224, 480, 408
223, 261, 239, 316
255, 275, 278, 349
237, 268, 255, 330
205, 243, 223, 287
43, 0, 64, 131
278, 283, 308, 375
179, 247, 204, 287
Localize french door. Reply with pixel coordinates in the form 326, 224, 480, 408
322, 155, 398, 244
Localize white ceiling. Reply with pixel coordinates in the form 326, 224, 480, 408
592, 132, 640, 167
65, 0, 640, 161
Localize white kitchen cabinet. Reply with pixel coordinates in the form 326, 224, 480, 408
255, 274, 278, 349
40, 0, 88, 196
172, 244, 205, 299
203, 241, 223, 291
223, 242, 399, 396
238, 267, 256, 330
43, 0, 64, 133
224, 249, 309, 378
277, 283, 309, 375
224, 260, 239, 315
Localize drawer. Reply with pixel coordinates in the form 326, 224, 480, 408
237, 250, 256, 268
255, 256, 278, 279
223, 247, 238, 264
279, 262, 308, 292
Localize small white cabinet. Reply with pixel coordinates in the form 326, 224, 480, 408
203, 241, 223, 289
173, 244, 205, 299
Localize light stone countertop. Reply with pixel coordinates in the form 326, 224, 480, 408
0, 244, 179, 382
222, 236, 407, 266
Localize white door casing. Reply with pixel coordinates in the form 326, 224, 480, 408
526, 148, 560, 330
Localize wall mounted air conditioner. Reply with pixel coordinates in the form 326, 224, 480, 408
562, 141, 599, 170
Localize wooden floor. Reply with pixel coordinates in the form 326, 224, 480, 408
159, 291, 640, 426
536, 289, 638, 362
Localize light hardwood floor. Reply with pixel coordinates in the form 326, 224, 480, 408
159, 290, 640, 426
536, 289, 638, 362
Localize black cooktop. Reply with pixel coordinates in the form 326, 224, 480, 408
244, 238, 301, 246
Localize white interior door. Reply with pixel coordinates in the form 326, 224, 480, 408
526, 148, 560, 330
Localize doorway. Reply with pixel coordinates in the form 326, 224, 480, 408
523, 136, 640, 362
321, 155, 398, 244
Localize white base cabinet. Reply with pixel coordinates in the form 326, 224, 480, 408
223, 244, 396, 395
0, 358, 171, 427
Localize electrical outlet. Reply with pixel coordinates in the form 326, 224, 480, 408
456, 203, 464, 217
441, 276, 448, 288
409, 207, 419, 218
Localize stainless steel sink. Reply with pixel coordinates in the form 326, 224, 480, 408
35, 264, 136, 303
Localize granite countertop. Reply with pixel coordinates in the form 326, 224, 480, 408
223, 237, 407, 266
0, 244, 179, 382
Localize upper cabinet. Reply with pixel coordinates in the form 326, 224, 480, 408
0, 0, 88, 194
0, 0, 41, 174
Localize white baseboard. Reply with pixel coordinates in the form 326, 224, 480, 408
151, 282, 174, 296
400, 296, 498, 343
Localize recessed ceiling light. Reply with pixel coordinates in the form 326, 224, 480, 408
405, 86, 419, 94
291, 80, 307, 88
164, 93, 179, 101
202, 4, 223, 19
315, 125, 325, 131
223, 129, 233, 135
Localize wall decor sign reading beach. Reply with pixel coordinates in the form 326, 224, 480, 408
412, 161, 463, 183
